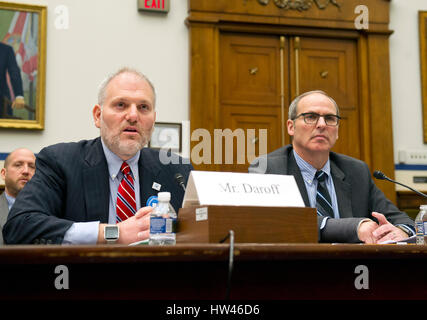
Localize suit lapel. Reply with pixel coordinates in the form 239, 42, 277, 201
330, 161, 353, 218
286, 151, 311, 207
83, 138, 110, 223
138, 148, 162, 207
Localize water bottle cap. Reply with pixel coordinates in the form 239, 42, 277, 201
157, 192, 171, 202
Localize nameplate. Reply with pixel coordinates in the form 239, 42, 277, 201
182, 171, 304, 208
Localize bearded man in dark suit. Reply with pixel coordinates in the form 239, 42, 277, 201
4, 68, 192, 245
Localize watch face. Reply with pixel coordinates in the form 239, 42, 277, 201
105, 226, 119, 240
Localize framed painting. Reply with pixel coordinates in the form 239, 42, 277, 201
0, 2, 46, 129
149, 122, 182, 152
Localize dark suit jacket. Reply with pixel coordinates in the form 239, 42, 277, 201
249, 145, 414, 243
0, 42, 23, 117
3, 137, 193, 244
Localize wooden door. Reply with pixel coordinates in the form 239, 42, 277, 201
219, 32, 287, 172
218, 33, 361, 172
188, 0, 397, 202
290, 36, 360, 159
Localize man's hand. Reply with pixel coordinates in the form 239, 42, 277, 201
371, 212, 408, 243
117, 206, 152, 244
357, 219, 379, 244
98, 206, 153, 245
12, 97, 25, 109
357, 212, 409, 244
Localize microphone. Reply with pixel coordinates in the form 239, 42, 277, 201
174, 173, 186, 192
373, 170, 427, 199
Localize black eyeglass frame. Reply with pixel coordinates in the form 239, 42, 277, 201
293, 112, 341, 126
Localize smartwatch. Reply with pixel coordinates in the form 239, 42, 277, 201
104, 225, 119, 244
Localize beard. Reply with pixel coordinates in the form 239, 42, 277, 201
4, 175, 26, 198
100, 116, 154, 159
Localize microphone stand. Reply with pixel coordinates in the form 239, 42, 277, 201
373, 170, 427, 199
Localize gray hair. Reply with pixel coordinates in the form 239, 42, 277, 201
288, 90, 340, 120
97, 67, 156, 107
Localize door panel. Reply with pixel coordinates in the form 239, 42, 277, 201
221, 33, 281, 106
292, 37, 360, 159
220, 105, 282, 172
219, 33, 285, 171
218, 33, 360, 173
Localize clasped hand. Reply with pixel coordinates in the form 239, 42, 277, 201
358, 212, 408, 244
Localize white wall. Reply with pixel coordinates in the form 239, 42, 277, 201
1, 0, 426, 166
0, 0, 189, 155
390, 0, 427, 161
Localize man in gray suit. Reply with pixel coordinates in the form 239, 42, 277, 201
0, 148, 36, 244
249, 90, 414, 243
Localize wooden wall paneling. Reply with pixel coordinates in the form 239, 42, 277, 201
289, 36, 298, 101
366, 34, 396, 203
281, 35, 291, 147
189, 0, 390, 32
357, 35, 372, 169
189, 23, 220, 171
218, 23, 360, 40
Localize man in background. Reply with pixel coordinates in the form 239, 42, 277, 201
249, 90, 415, 243
0, 148, 36, 244
4, 67, 192, 245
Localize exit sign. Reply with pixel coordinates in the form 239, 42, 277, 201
138, 0, 169, 13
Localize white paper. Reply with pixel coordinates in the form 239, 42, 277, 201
182, 171, 304, 208
128, 239, 149, 246
379, 235, 416, 244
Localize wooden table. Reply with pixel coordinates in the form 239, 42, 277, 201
0, 243, 426, 301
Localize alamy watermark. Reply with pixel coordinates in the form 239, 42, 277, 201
54, 5, 69, 30
158, 127, 268, 173
54, 264, 69, 290
354, 264, 369, 290
354, 5, 369, 30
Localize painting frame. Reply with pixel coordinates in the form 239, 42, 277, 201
0, 1, 46, 130
149, 122, 182, 153
420, 11, 427, 143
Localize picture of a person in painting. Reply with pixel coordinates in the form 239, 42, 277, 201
0, 41, 24, 118
0, 8, 38, 120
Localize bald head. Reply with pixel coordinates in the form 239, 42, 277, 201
1, 148, 36, 198
288, 90, 340, 121
97, 67, 156, 108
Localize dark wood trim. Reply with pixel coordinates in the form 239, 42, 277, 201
0, 244, 426, 300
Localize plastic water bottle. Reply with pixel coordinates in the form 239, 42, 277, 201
415, 204, 427, 245
149, 192, 177, 245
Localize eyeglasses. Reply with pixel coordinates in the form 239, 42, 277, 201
293, 112, 341, 126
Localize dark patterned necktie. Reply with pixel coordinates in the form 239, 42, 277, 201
116, 162, 136, 223
315, 170, 334, 217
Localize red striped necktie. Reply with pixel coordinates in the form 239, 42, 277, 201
116, 162, 136, 223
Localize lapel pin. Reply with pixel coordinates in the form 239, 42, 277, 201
152, 182, 161, 191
